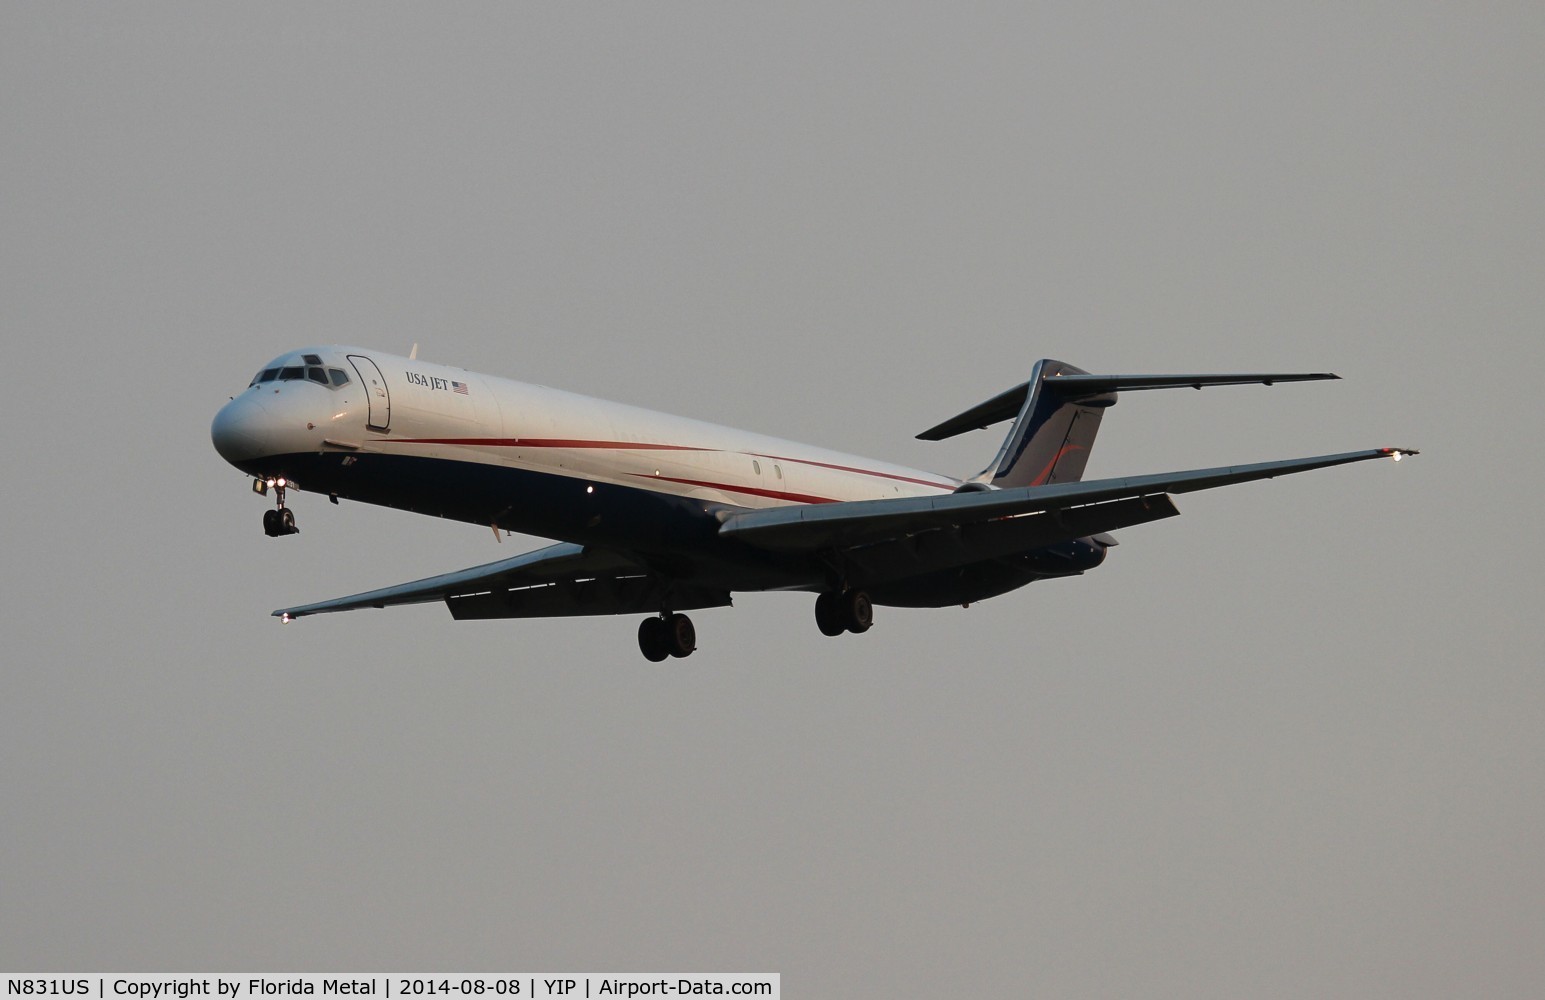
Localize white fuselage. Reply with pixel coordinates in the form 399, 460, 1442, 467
212, 348, 1405, 655
213, 347, 959, 521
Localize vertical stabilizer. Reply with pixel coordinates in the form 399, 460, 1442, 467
975, 360, 1113, 487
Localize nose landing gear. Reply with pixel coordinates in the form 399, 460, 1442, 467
263, 507, 297, 536
259, 478, 299, 537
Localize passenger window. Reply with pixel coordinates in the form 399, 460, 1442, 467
775, 465, 783, 479
329, 368, 350, 386
279, 367, 303, 380
752, 460, 762, 475
307, 367, 329, 385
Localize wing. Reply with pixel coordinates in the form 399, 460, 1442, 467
275, 447, 1414, 621
273, 542, 731, 621
719, 447, 1418, 552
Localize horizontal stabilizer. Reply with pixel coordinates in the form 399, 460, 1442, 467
917, 382, 1037, 442
918, 371, 1339, 441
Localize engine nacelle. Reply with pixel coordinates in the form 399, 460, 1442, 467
1016, 536, 1109, 575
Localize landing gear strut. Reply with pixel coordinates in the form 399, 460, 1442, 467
638, 613, 696, 661
262, 479, 299, 537
815, 589, 873, 636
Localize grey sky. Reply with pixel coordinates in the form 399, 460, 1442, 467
3, 3, 1542, 995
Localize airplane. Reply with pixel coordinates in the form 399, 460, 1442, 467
211, 348, 1415, 660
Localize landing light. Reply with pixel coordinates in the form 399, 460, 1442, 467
280, 613, 292, 624
276, 477, 287, 488
1392, 451, 1402, 462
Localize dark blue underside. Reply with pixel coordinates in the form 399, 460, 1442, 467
241, 451, 1068, 607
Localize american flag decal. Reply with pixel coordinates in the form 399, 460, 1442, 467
452, 381, 469, 395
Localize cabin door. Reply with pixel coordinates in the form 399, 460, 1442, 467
347, 354, 391, 432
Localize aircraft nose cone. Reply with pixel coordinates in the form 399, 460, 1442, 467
211, 394, 274, 465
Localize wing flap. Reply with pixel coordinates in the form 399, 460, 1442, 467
448, 579, 731, 619
272, 542, 645, 619
719, 448, 1414, 552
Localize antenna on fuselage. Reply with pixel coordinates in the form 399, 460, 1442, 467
409, 342, 419, 360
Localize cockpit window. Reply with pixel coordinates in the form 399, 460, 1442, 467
303, 354, 323, 365
250, 358, 350, 390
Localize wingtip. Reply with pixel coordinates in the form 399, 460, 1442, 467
1380, 447, 1420, 461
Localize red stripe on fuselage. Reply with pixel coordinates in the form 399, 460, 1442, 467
384, 437, 702, 451
380, 437, 955, 490
631, 474, 836, 505
750, 452, 955, 491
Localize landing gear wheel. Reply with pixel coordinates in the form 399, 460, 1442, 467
839, 590, 873, 633
664, 613, 696, 658
816, 590, 873, 635
815, 593, 846, 637
262, 480, 299, 537
637, 617, 669, 662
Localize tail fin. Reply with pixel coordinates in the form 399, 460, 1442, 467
918, 363, 1339, 488
976, 359, 1109, 487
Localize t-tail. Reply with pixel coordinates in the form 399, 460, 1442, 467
918, 362, 1341, 488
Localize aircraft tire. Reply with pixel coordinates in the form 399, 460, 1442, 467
665, 613, 696, 658
279, 508, 297, 534
842, 590, 874, 634
263, 509, 280, 537
638, 617, 670, 662
815, 593, 846, 637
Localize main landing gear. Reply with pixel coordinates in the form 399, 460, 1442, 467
638, 613, 696, 661
261, 478, 299, 537
815, 589, 873, 637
